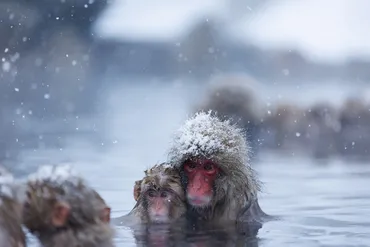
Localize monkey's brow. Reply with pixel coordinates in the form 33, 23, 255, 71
150, 184, 160, 190
165, 176, 181, 184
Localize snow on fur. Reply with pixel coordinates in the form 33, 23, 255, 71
27, 164, 86, 200
28, 164, 79, 185
0, 167, 15, 199
0, 166, 26, 205
168, 111, 250, 165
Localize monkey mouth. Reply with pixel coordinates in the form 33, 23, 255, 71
150, 215, 169, 223
187, 195, 211, 207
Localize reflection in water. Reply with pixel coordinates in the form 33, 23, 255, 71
130, 222, 260, 247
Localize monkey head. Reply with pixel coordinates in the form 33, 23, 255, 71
133, 163, 186, 224
0, 167, 25, 215
167, 111, 261, 220
22, 164, 111, 235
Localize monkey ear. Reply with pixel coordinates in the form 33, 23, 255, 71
133, 180, 142, 201
52, 201, 70, 227
101, 207, 111, 223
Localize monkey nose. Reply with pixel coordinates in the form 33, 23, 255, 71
193, 181, 202, 190
191, 173, 206, 190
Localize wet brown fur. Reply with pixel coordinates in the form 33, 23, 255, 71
128, 163, 186, 224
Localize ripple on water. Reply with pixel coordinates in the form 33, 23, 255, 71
257, 154, 370, 247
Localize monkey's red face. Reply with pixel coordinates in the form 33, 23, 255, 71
146, 189, 173, 223
183, 159, 219, 207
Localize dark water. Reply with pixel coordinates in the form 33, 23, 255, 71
13, 81, 370, 246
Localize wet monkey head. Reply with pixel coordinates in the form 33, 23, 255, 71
133, 163, 186, 223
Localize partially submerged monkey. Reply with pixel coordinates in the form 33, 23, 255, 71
167, 111, 269, 229
0, 167, 26, 247
115, 163, 186, 225
22, 164, 114, 247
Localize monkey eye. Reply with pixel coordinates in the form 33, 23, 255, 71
204, 163, 214, 171
148, 189, 156, 197
204, 163, 217, 175
184, 162, 196, 172
160, 191, 169, 198
188, 163, 196, 169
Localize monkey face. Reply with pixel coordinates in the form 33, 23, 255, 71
144, 188, 176, 223
183, 158, 219, 208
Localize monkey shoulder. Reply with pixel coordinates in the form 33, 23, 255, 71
111, 212, 140, 227
239, 199, 273, 224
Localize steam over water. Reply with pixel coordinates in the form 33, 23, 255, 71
15, 80, 370, 246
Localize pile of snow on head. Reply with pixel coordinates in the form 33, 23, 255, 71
28, 164, 80, 184
0, 166, 16, 200
168, 111, 250, 166
27, 164, 88, 200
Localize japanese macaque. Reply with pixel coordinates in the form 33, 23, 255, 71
0, 167, 26, 247
118, 163, 186, 225
22, 164, 114, 247
167, 111, 269, 228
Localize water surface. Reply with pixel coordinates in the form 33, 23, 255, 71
19, 148, 370, 247
14, 80, 370, 246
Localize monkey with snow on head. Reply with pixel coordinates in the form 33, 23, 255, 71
167, 111, 270, 230
22, 164, 114, 247
0, 167, 26, 247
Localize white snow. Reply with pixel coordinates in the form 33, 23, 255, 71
2, 61, 11, 72
168, 111, 248, 163
158, 163, 172, 170
28, 164, 79, 185
0, 167, 16, 200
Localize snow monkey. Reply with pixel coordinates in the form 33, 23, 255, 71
117, 163, 186, 225
0, 167, 26, 247
167, 111, 269, 226
22, 165, 114, 247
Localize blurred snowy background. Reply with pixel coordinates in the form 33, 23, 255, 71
2, 0, 370, 165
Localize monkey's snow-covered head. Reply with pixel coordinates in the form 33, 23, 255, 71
168, 111, 250, 167
0, 167, 25, 204
26, 164, 101, 204
28, 164, 79, 185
